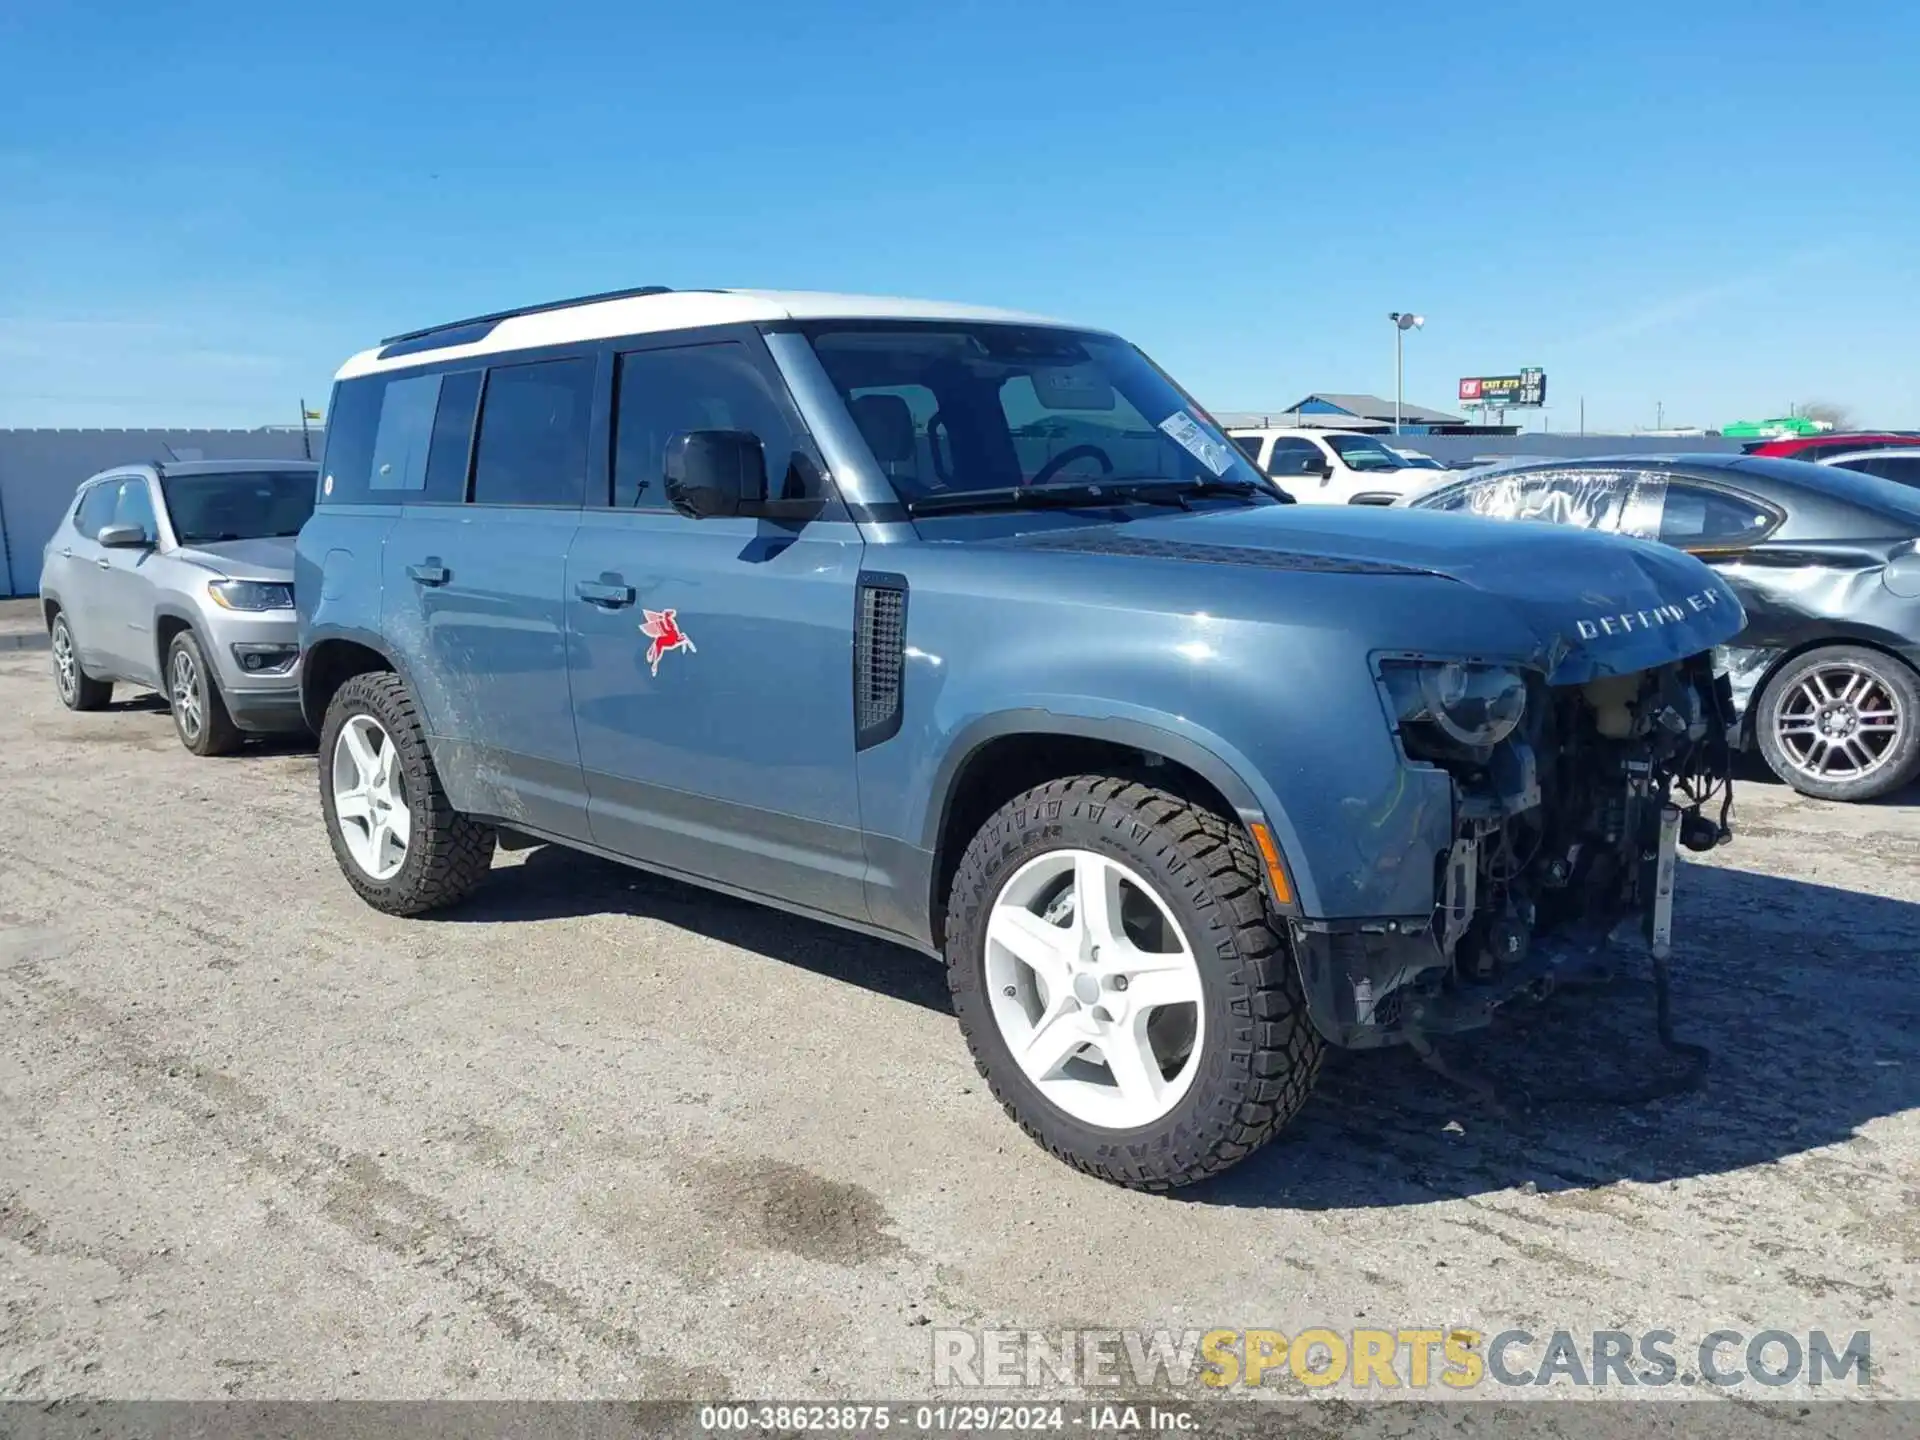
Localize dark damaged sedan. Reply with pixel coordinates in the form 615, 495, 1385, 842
1403, 454, 1920, 800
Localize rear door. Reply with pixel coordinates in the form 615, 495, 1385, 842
379, 356, 597, 840
564, 331, 868, 918
55, 482, 119, 669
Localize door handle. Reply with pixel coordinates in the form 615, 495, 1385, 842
60, 547, 73, 559
407, 562, 450, 587
575, 579, 635, 607
96, 556, 111, 569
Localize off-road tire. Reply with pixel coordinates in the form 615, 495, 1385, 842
167, 629, 242, 757
319, 671, 495, 915
1756, 645, 1920, 803
946, 775, 1323, 1190
50, 612, 112, 710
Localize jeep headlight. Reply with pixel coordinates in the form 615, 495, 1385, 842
207, 579, 294, 611
1382, 660, 1528, 754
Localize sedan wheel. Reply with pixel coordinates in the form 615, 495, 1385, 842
331, 714, 412, 882
1759, 646, 1920, 802
985, 848, 1206, 1130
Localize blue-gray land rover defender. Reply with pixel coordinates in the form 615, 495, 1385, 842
297, 287, 1742, 1189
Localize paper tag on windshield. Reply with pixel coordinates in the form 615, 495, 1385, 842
1158, 411, 1235, 477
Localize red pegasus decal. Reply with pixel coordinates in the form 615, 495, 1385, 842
639, 608, 696, 676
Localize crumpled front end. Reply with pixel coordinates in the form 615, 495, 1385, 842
1289, 652, 1736, 1050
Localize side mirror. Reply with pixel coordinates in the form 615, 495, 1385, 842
97, 523, 150, 548
664, 430, 768, 519
1272, 453, 1330, 480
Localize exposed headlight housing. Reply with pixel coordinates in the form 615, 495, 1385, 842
1382, 660, 1528, 757
207, 579, 293, 611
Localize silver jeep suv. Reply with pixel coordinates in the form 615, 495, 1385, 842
39, 460, 317, 754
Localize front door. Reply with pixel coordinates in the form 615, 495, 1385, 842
95, 476, 163, 681
565, 335, 868, 920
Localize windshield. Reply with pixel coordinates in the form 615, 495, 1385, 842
801, 322, 1268, 502
160, 470, 315, 544
1324, 434, 1407, 472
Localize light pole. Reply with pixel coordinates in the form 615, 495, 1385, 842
1389, 312, 1424, 433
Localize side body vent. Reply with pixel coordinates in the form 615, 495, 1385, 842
854, 573, 909, 749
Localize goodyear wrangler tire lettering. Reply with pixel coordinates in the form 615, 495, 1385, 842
945, 774, 1323, 1190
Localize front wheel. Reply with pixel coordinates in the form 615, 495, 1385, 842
945, 775, 1322, 1190
167, 630, 241, 756
1755, 646, 1920, 802
318, 671, 496, 914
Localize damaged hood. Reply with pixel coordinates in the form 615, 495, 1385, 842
998, 504, 1746, 681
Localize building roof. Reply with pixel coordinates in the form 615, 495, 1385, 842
336, 289, 1092, 380
1289, 393, 1466, 425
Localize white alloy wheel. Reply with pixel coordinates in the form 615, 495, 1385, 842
331, 714, 411, 881
984, 848, 1205, 1130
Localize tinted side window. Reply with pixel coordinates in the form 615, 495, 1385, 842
612, 341, 810, 509
318, 376, 384, 504
1658, 483, 1779, 548
370, 374, 441, 493
1873, 455, 1920, 488
424, 370, 483, 501
471, 357, 596, 507
1230, 435, 1264, 462
74, 483, 119, 538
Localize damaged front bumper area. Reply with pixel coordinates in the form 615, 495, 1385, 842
1289, 654, 1736, 1051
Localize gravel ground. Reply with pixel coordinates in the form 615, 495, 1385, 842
1, 595, 1915, 1406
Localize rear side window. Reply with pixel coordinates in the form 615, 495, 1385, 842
471, 357, 596, 507
319, 369, 484, 505
1658, 482, 1779, 548
370, 375, 440, 493
74, 483, 119, 538
612, 341, 812, 509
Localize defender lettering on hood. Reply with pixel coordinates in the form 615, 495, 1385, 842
1576, 586, 1727, 640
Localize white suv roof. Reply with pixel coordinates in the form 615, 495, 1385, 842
336, 287, 1089, 380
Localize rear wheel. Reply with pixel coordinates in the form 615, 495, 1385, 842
49, 613, 112, 711
945, 775, 1322, 1190
1756, 646, 1920, 802
319, 671, 495, 914
167, 630, 241, 756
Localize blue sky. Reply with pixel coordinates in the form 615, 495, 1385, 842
2, 0, 1916, 433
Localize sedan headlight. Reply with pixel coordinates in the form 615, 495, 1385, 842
1382, 660, 1528, 755
207, 579, 294, 611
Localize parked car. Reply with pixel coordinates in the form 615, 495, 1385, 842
299, 286, 1743, 1189
1814, 446, 1920, 491
40, 460, 317, 754
1744, 432, 1920, 462
1226, 427, 1424, 504
1400, 454, 1920, 801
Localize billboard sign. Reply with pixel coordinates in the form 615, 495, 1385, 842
1459, 368, 1547, 407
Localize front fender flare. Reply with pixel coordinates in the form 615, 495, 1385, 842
919, 704, 1322, 917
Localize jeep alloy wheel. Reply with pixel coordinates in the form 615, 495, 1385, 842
984, 849, 1205, 1130
946, 775, 1323, 1190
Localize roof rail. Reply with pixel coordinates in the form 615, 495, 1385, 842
378, 285, 677, 349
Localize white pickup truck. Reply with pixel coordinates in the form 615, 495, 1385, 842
1228, 427, 1429, 505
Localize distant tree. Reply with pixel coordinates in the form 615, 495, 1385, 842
1795, 400, 1855, 431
